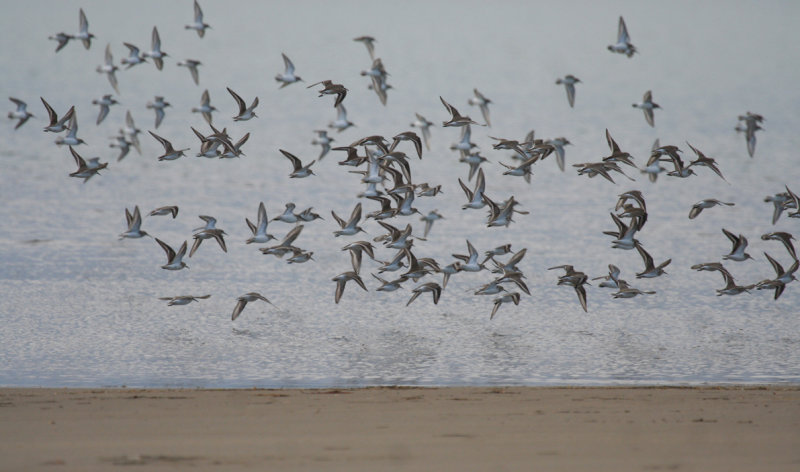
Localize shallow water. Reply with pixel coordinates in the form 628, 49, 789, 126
1, 1, 799, 387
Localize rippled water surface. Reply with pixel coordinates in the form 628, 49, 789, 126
1, 1, 799, 387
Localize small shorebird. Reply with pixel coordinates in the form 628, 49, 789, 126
185, 0, 210, 38
410, 113, 433, 150
573, 161, 626, 184
159, 294, 210, 306
617, 203, 647, 231
784, 185, 800, 219
460, 151, 487, 181
593, 264, 626, 289
155, 238, 188, 270
545, 137, 571, 171
146, 96, 170, 128
227, 87, 258, 121
721, 228, 753, 262
177, 59, 202, 85
212, 129, 247, 158
122, 111, 142, 154
490, 248, 527, 275
641, 139, 667, 182
499, 157, 535, 183
604, 212, 640, 250
764, 191, 792, 225
756, 252, 798, 300
272, 203, 299, 224
761, 232, 797, 260
555, 75, 581, 108
691, 261, 726, 273
275, 53, 302, 88
189, 228, 227, 257
474, 279, 507, 296
716, 270, 754, 296
55, 114, 85, 146
191, 89, 216, 124
96, 44, 120, 94
354, 135, 390, 154
367, 191, 398, 217
406, 282, 442, 306
121, 43, 147, 69
490, 292, 520, 320
41, 98, 74, 133
452, 240, 485, 272
8, 97, 34, 129
307, 80, 348, 107
92, 94, 118, 125
416, 183, 441, 197
450, 124, 477, 155
484, 195, 528, 228
311, 130, 334, 160
632, 90, 660, 127
287, 249, 314, 264
342, 240, 375, 273
550, 265, 589, 312
149, 131, 188, 161
298, 207, 323, 223
603, 129, 637, 169
378, 249, 407, 274
612, 286, 655, 299
400, 249, 429, 281
280, 149, 315, 178
737, 111, 764, 158
634, 242, 671, 278
48, 32, 73, 53
143, 27, 168, 70
332, 202, 365, 236
378, 222, 416, 250
483, 244, 512, 263
616, 189, 647, 212
686, 142, 727, 182
494, 271, 530, 296
232, 292, 274, 321
119, 206, 148, 239
688, 199, 735, 219
260, 225, 304, 258
372, 273, 407, 292
73, 8, 94, 49
467, 88, 492, 127
193, 215, 219, 232
149, 205, 178, 218
439, 262, 462, 289
390, 131, 423, 159
490, 136, 530, 160
607, 16, 637, 57
328, 104, 354, 132
420, 210, 443, 238
246, 202, 276, 244
332, 271, 367, 304
440, 96, 482, 127
68, 146, 106, 182
459, 167, 487, 209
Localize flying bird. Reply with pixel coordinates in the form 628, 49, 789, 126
607, 16, 637, 57
185, 0, 210, 38
8, 97, 34, 130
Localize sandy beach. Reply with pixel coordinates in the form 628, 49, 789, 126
1, 386, 798, 471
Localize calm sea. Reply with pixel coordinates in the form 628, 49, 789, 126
1, 0, 798, 387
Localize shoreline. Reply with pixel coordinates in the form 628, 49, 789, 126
4, 379, 798, 389
2, 385, 799, 471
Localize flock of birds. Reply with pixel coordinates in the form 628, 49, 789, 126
7, 4, 798, 322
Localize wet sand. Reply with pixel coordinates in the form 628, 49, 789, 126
1, 386, 798, 471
